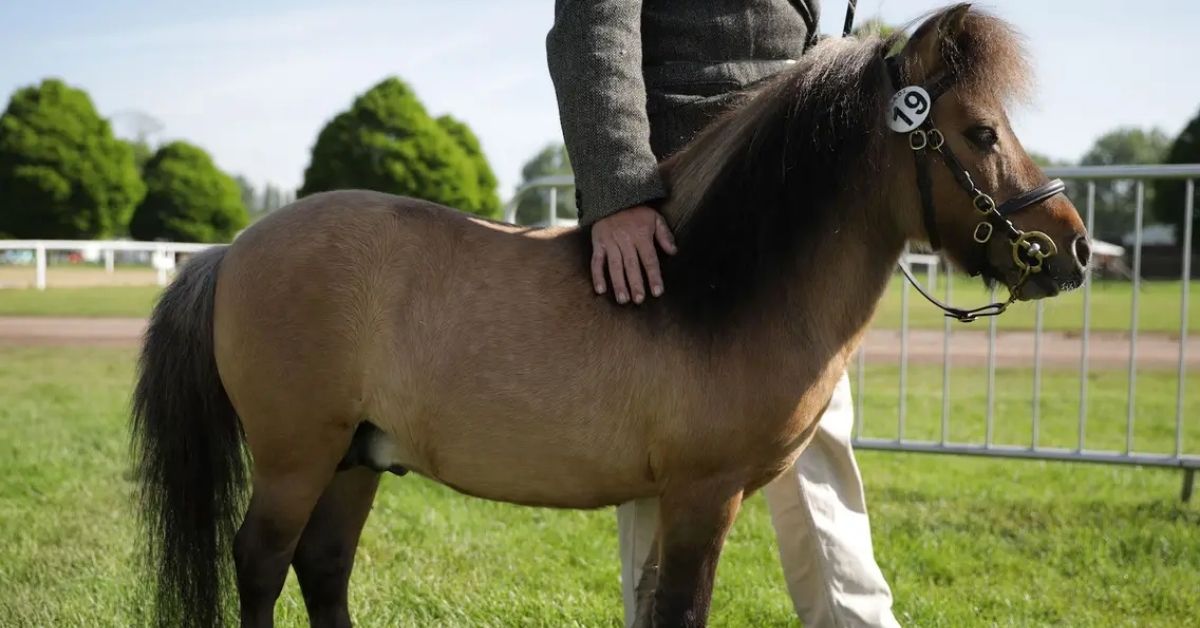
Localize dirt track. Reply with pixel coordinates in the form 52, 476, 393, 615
2, 316, 1196, 370
0, 317, 148, 347
861, 328, 1197, 369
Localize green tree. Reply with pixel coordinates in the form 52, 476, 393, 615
515, 143, 575, 225
0, 79, 145, 238
1077, 127, 1170, 241
1155, 108, 1200, 246
1029, 151, 1073, 169
853, 17, 900, 38
126, 139, 154, 171
853, 17, 905, 55
436, 114, 501, 217
299, 78, 500, 219
128, 141, 248, 242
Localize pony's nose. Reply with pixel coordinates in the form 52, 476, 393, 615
1071, 234, 1091, 270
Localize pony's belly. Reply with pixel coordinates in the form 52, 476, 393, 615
367, 419, 658, 509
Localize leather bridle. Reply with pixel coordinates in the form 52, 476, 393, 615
885, 56, 1067, 322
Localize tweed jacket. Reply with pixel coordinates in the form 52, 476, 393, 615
546, 0, 820, 224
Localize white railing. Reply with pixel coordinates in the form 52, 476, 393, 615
507, 166, 1200, 501
503, 174, 577, 228
0, 239, 215, 290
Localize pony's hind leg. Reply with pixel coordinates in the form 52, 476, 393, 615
234, 421, 357, 628
291, 467, 382, 628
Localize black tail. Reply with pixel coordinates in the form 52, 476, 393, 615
131, 246, 246, 628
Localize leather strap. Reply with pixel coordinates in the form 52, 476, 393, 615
997, 179, 1067, 216
914, 145, 941, 250
897, 262, 1015, 322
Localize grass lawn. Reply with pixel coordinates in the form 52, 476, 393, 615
2, 276, 1198, 336
852, 363, 1200, 455
0, 347, 1196, 626
873, 275, 1200, 334
0, 285, 160, 317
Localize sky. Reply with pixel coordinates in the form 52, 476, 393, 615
2, 0, 1198, 198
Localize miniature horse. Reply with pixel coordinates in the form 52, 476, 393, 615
132, 5, 1087, 627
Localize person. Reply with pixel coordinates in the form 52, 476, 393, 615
545, 2, 901, 626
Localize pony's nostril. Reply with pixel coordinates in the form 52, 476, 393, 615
1072, 235, 1092, 269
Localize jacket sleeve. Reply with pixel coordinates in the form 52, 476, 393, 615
546, 0, 665, 225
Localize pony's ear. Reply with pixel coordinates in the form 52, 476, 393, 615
899, 3, 972, 83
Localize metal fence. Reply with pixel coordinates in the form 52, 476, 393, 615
508, 165, 1200, 500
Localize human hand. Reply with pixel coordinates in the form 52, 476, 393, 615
590, 205, 677, 304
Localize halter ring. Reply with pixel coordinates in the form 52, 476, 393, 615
973, 222, 993, 243
973, 193, 996, 213
909, 130, 928, 151
927, 128, 945, 150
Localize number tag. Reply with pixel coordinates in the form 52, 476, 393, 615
888, 86, 931, 133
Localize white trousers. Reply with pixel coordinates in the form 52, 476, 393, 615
617, 374, 899, 627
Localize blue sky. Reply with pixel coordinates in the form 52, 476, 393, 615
2, 1, 1198, 197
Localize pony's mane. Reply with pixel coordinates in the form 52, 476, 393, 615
655, 6, 1032, 328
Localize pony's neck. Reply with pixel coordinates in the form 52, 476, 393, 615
654, 38, 900, 333
756, 188, 906, 374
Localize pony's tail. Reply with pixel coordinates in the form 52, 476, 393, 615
131, 246, 246, 628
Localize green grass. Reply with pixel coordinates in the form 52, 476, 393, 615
0, 347, 1196, 626
0, 285, 160, 317
2, 277, 1197, 336
853, 363, 1200, 454
875, 276, 1199, 334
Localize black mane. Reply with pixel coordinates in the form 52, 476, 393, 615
657, 36, 896, 328
651, 5, 1032, 331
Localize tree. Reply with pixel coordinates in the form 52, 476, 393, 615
111, 110, 162, 172
1029, 151, 1072, 169
299, 78, 501, 219
514, 143, 575, 225
259, 183, 291, 214
1155, 108, 1200, 246
853, 17, 905, 55
234, 174, 258, 212
1076, 127, 1170, 241
853, 17, 900, 39
0, 78, 145, 238
128, 141, 248, 242
436, 114, 501, 217
232, 176, 293, 219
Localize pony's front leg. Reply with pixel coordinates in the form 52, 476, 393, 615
647, 481, 744, 628
632, 538, 660, 628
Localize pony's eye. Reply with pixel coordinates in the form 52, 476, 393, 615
966, 126, 999, 150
